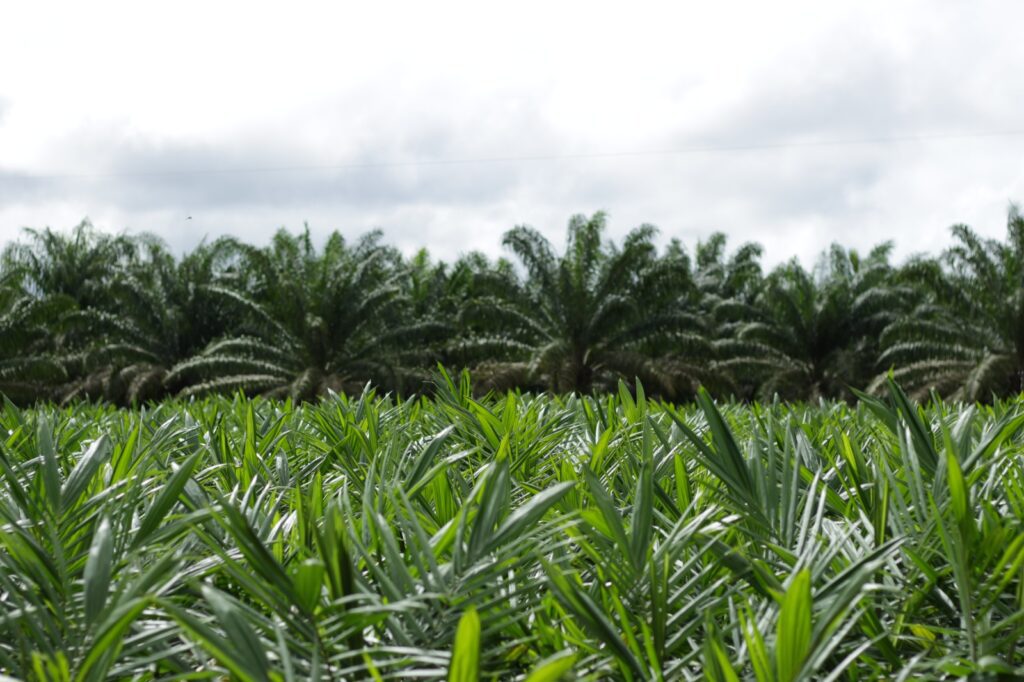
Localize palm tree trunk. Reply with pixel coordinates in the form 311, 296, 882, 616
575, 364, 593, 394
573, 347, 593, 394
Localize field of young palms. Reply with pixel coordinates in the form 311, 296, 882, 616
3, 370, 1024, 680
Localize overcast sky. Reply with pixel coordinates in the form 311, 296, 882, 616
2, 1, 1023, 267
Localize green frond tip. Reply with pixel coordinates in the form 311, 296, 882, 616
448, 607, 480, 682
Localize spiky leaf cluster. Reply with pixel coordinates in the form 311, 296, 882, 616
2, 378, 1024, 678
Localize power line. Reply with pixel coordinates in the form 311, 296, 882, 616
14, 129, 1024, 181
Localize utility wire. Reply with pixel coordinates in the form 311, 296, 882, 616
14, 129, 1024, 181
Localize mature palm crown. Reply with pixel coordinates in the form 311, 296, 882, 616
404, 249, 518, 372
0, 270, 71, 403
686, 233, 765, 398
167, 227, 422, 400
2, 221, 137, 309
721, 243, 902, 401
878, 206, 1024, 400
619, 235, 753, 400
1, 222, 140, 401
474, 212, 692, 395
8, 207, 1024, 405
66, 238, 243, 403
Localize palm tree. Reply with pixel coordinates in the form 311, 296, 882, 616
876, 205, 1024, 400
467, 212, 693, 395
403, 248, 519, 375
686, 233, 765, 398
166, 226, 430, 400
719, 243, 903, 401
2, 220, 137, 309
0, 269, 72, 403
63, 237, 244, 404
694, 233, 764, 300
2, 221, 144, 399
1, 222, 151, 393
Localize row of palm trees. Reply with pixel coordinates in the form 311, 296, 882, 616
2, 206, 1023, 405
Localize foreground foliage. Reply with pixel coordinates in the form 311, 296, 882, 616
2, 374, 1024, 680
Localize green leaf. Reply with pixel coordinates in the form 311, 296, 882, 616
629, 455, 654, 569
703, 626, 740, 682
290, 558, 325, 615
83, 516, 113, 626
886, 377, 938, 475
76, 598, 149, 681
946, 448, 968, 525
406, 425, 454, 491
487, 481, 573, 552
467, 459, 510, 560
740, 608, 773, 682
448, 606, 481, 682
524, 651, 576, 682
62, 436, 111, 510
776, 569, 812, 682
582, 467, 633, 568
132, 450, 201, 548
37, 416, 61, 513
202, 584, 271, 682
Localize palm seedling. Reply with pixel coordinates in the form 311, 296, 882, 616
2, 375, 1024, 677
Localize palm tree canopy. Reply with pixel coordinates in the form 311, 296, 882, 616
469, 212, 693, 394
0, 271, 72, 402
65, 237, 246, 403
2, 221, 138, 308
878, 205, 1024, 400
719, 242, 903, 401
167, 226, 428, 400
4, 207, 1024, 404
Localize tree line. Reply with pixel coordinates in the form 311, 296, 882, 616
2, 206, 1022, 405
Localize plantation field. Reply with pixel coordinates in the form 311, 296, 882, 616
3, 375, 1024, 680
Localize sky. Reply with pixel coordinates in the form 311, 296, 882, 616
2, 0, 1023, 267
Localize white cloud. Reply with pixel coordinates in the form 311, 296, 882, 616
1, 0, 1022, 265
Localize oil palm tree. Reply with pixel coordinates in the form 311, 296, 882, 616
686, 233, 766, 398
466, 212, 694, 395
63, 237, 244, 404
2, 220, 138, 309
166, 226, 431, 400
719, 243, 904, 401
0, 269, 72, 403
876, 205, 1024, 400
403, 248, 519, 377
2, 221, 144, 398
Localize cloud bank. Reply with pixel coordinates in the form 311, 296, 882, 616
1, 0, 1022, 266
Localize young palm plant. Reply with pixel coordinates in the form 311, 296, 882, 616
3, 375, 1024, 677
